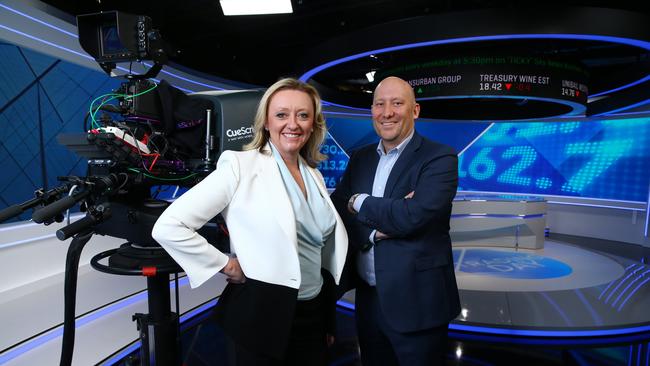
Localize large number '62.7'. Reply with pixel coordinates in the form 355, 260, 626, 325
459, 140, 631, 193
459, 146, 537, 186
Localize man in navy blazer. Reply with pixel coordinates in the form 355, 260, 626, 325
332, 76, 460, 365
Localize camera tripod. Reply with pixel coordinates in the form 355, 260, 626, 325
91, 242, 182, 366
58, 224, 184, 366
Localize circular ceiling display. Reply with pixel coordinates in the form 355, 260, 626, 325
377, 55, 588, 119
299, 7, 650, 120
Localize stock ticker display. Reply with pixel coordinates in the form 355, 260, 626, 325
321, 117, 650, 202
318, 133, 349, 189
373, 56, 589, 120
382, 56, 589, 106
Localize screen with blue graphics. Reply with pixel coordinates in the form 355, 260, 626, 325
457, 118, 650, 202
323, 115, 650, 202
319, 133, 348, 189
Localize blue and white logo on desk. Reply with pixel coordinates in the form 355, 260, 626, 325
453, 248, 573, 279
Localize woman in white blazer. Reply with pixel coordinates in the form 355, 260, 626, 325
152, 78, 348, 366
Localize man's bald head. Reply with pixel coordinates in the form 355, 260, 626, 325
374, 76, 416, 103
371, 76, 420, 152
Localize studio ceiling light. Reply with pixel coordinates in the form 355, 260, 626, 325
219, 0, 293, 16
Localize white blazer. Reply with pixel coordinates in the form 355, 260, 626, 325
151, 146, 348, 289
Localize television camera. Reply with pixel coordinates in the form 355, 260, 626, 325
0, 11, 263, 366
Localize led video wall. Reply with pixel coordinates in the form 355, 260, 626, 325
323, 116, 650, 202
458, 119, 650, 202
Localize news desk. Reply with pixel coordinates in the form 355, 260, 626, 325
450, 194, 547, 249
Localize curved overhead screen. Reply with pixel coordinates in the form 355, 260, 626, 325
377, 56, 588, 119
300, 7, 650, 119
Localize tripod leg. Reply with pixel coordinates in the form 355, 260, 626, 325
135, 274, 180, 366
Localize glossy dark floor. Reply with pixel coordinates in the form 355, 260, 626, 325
116, 234, 650, 365
113, 306, 650, 366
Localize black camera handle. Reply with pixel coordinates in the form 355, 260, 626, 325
0, 185, 70, 223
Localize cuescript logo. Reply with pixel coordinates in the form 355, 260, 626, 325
226, 126, 253, 138
453, 248, 572, 279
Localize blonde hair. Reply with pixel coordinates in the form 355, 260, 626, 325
243, 78, 327, 168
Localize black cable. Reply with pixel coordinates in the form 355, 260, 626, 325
59, 230, 94, 366
116, 173, 129, 191
147, 134, 167, 158
124, 124, 151, 173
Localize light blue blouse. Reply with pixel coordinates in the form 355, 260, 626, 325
270, 143, 336, 300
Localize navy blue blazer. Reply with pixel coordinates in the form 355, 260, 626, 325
332, 132, 461, 333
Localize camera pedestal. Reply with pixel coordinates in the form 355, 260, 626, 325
91, 244, 183, 366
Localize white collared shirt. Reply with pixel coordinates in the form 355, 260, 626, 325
354, 131, 414, 286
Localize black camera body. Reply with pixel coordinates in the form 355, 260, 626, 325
77, 11, 166, 78
1, 11, 263, 247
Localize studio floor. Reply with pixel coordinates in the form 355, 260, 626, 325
113, 233, 650, 366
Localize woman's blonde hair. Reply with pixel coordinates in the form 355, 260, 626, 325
243, 78, 327, 168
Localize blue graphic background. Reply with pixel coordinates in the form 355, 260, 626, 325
318, 133, 348, 189
323, 116, 650, 202
452, 248, 573, 279
457, 119, 650, 202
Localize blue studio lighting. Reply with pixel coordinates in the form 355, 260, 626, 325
573, 289, 603, 326
102, 298, 219, 366
0, 4, 232, 93
0, 3, 78, 38
416, 94, 587, 116
0, 23, 93, 60
322, 100, 372, 112
336, 299, 650, 338
299, 33, 650, 115
0, 277, 191, 365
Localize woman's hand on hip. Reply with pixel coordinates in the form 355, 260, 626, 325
221, 256, 246, 284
